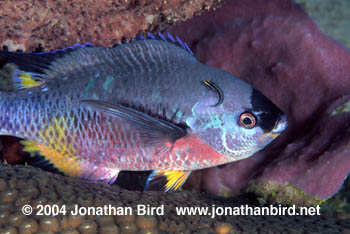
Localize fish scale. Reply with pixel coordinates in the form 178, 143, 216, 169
0, 33, 287, 191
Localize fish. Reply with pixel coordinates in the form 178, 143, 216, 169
0, 32, 287, 192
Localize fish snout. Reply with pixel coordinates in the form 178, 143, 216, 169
272, 115, 288, 134
259, 115, 287, 143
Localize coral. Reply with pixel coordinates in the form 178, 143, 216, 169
322, 178, 350, 215
246, 180, 325, 207
0, 0, 222, 52
0, 163, 348, 233
168, 0, 350, 201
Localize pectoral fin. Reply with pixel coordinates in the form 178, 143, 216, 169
144, 170, 191, 192
81, 99, 187, 155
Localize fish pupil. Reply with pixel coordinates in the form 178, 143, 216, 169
243, 117, 252, 125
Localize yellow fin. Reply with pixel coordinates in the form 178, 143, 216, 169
145, 170, 191, 192
21, 140, 82, 177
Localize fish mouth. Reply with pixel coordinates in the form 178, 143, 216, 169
272, 115, 288, 134
259, 115, 288, 142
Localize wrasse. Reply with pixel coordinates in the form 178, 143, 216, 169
0, 33, 287, 191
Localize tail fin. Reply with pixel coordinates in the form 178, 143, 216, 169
0, 62, 44, 90
0, 43, 94, 86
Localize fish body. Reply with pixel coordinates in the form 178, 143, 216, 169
0, 33, 287, 190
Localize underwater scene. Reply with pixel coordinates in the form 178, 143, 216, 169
0, 0, 349, 233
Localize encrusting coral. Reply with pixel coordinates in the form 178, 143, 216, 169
0, 164, 348, 233
0, 0, 222, 52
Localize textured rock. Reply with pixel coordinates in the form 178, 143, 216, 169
0, 0, 222, 52
0, 164, 348, 233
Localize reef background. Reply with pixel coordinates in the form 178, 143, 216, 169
0, 0, 223, 51
295, 0, 350, 218
0, 0, 350, 233
277, 0, 350, 216
295, 0, 350, 49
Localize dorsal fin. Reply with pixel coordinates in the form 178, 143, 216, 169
114, 32, 194, 55
147, 32, 194, 55
0, 33, 194, 90
0, 32, 193, 76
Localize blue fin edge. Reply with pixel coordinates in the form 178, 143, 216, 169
0, 32, 193, 75
118, 32, 194, 55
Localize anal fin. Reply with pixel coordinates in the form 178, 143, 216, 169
28, 152, 64, 175
144, 170, 191, 192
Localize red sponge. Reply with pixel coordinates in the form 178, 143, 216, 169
169, 0, 350, 199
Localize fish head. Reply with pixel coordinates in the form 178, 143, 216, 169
186, 70, 287, 162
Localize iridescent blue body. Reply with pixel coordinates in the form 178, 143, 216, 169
0, 33, 287, 190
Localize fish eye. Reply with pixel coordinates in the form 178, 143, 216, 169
239, 112, 257, 129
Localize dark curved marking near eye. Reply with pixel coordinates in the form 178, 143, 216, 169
203, 80, 224, 107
